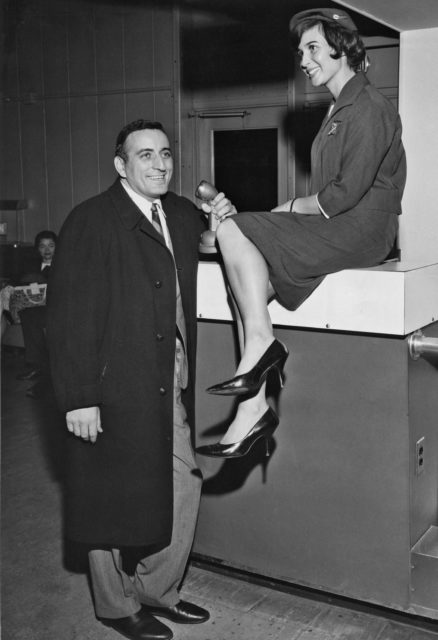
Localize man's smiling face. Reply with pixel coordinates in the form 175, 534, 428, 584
114, 128, 173, 201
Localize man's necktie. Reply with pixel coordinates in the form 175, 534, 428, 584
151, 202, 163, 236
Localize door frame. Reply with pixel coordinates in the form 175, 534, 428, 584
194, 105, 290, 208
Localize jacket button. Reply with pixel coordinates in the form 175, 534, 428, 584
159, 387, 167, 395
155, 280, 162, 288
156, 334, 164, 341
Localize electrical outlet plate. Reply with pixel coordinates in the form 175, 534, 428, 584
415, 437, 425, 475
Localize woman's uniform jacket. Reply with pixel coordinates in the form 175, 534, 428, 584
46, 179, 206, 547
312, 71, 406, 218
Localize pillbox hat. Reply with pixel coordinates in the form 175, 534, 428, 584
289, 8, 358, 33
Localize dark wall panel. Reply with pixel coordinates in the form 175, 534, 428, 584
95, 10, 125, 93
17, 17, 43, 98
124, 8, 155, 90
45, 99, 74, 233
20, 102, 48, 241
70, 97, 99, 206
0, 103, 23, 242
125, 91, 156, 125
42, 11, 68, 97
3, 31, 18, 99
1, 103, 22, 199
97, 94, 126, 192
153, 7, 174, 87
68, 11, 96, 95
154, 90, 176, 144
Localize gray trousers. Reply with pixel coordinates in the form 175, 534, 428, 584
88, 342, 202, 619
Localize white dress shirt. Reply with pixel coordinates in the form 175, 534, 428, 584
120, 179, 171, 249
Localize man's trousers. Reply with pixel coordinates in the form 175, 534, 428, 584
88, 341, 202, 618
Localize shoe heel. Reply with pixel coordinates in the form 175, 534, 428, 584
261, 437, 274, 483
276, 357, 288, 388
277, 368, 285, 388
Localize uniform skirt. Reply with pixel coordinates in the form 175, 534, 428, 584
232, 208, 398, 311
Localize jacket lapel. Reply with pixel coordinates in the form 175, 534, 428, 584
328, 72, 369, 121
107, 179, 167, 244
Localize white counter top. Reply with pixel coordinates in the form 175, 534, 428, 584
197, 261, 438, 335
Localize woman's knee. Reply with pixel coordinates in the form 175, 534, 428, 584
216, 218, 243, 250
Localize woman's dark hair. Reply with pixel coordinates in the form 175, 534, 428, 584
290, 17, 367, 71
34, 230, 57, 248
115, 119, 166, 161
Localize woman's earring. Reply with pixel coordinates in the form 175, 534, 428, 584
359, 55, 370, 73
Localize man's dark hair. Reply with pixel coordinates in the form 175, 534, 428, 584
115, 120, 167, 161
34, 230, 57, 248
290, 18, 367, 71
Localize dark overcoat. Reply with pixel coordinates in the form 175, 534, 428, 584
46, 180, 205, 547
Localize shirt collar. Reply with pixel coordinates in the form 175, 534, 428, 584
120, 179, 165, 220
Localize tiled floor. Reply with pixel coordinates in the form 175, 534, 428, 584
2, 349, 437, 640
178, 566, 438, 639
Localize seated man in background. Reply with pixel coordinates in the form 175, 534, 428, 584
17, 230, 57, 397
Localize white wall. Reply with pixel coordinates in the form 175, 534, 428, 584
398, 28, 438, 263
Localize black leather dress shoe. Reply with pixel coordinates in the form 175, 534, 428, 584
99, 609, 173, 640
143, 600, 210, 625
17, 367, 41, 381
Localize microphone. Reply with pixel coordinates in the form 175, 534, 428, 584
195, 180, 219, 254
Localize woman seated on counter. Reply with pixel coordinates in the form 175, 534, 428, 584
196, 8, 406, 459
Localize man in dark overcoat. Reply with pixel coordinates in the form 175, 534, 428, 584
46, 119, 235, 640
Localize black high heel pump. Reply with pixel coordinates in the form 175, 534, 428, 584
195, 406, 279, 459
206, 338, 289, 397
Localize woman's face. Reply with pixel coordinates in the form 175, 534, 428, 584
298, 25, 347, 97
38, 238, 56, 263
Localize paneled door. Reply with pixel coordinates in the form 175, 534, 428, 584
195, 106, 289, 212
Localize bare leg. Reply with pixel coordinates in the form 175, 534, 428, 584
217, 218, 274, 374
216, 219, 276, 444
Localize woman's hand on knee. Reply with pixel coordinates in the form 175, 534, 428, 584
201, 192, 237, 222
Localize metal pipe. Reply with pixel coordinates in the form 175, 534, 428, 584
408, 330, 438, 360
189, 111, 250, 119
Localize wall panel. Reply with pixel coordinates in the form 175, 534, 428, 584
95, 9, 125, 93
398, 28, 438, 263
153, 6, 174, 87
123, 8, 155, 90
0, 103, 23, 242
67, 10, 96, 95
125, 91, 156, 125
1, 103, 23, 199
97, 94, 126, 191
153, 90, 175, 138
20, 101, 48, 241
70, 97, 99, 205
41, 9, 68, 97
16, 14, 43, 98
45, 99, 74, 231
2, 26, 19, 99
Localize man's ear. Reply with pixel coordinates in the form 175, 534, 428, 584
114, 155, 126, 178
